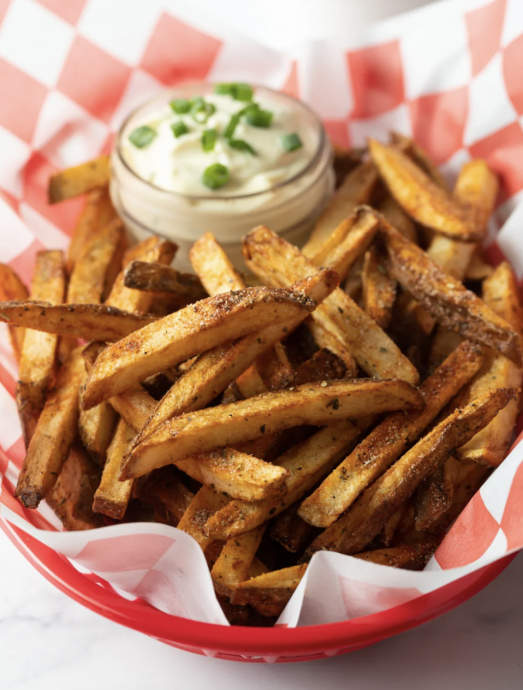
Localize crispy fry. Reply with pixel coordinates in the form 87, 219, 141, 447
332, 144, 365, 187
305, 387, 516, 557
378, 195, 418, 243
305, 318, 358, 376
254, 342, 294, 391
369, 139, 478, 241
67, 189, 117, 273
428, 327, 463, 374
232, 564, 307, 617
67, 218, 125, 304
14, 347, 85, 508
0, 301, 157, 342
379, 217, 522, 365
465, 249, 494, 281
211, 525, 266, 598
123, 380, 422, 480
243, 225, 419, 383
303, 161, 378, 257
362, 247, 397, 329
108, 387, 156, 431
92, 418, 135, 519
0, 263, 28, 361
456, 262, 523, 467
293, 349, 347, 387
455, 159, 499, 236
132, 466, 194, 526
177, 486, 230, 554
353, 541, 438, 570
48, 155, 110, 204
176, 448, 289, 502
203, 420, 365, 541
298, 341, 484, 528
82, 285, 317, 410
189, 232, 244, 295
15, 251, 65, 447
123, 261, 207, 301
78, 401, 117, 466
270, 503, 317, 553
414, 456, 460, 531
46, 444, 104, 530
390, 131, 449, 192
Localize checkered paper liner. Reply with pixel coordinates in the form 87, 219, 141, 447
1, 0, 523, 629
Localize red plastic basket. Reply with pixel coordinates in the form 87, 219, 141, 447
1, 516, 515, 663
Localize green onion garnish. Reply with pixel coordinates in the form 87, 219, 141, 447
202, 128, 218, 152
170, 98, 191, 114
223, 113, 240, 139
202, 163, 229, 190
215, 83, 253, 102
128, 125, 156, 148
228, 139, 256, 155
191, 99, 216, 124
171, 121, 189, 138
244, 108, 273, 128
280, 133, 303, 152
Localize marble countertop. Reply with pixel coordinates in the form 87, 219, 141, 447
0, 534, 522, 690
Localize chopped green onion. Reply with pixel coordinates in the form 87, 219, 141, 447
223, 113, 240, 139
128, 125, 156, 148
280, 132, 303, 152
214, 83, 253, 102
202, 163, 229, 190
244, 108, 273, 128
228, 139, 256, 155
202, 128, 218, 152
171, 121, 189, 138
170, 98, 191, 114
191, 99, 216, 124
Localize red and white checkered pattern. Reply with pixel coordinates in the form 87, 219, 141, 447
1, 0, 523, 655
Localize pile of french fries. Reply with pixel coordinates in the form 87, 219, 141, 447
1, 133, 522, 626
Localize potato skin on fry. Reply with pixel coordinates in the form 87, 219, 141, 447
123, 261, 207, 300
48, 155, 110, 204
232, 564, 307, 617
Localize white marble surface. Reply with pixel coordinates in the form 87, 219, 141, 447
0, 534, 521, 690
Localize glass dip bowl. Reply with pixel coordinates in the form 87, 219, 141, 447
110, 83, 334, 270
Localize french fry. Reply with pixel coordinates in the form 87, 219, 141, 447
78, 401, 117, 467
305, 387, 516, 557
270, 503, 317, 553
378, 195, 418, 243
14, 347, 86, 508
414, 456, 461, 531
456, 262, 523, 467
308, 206, 379, 280
293, 349, 347, 386
203, 420, 365, 541
298, 341, 484, 528
16, 251, 66, 447
254, 343, 294, 391
67, 189, 117, 273
305, 318, 358, 376
390, 131, 450, 192
232, 564, 307, 617
332, 144, 365, 187
132, 466, 194, 526
428, 327, 463, 374
211, 525, 266, 598
46, 444, 104, 530
176, 449, 289, 502
108, 387, 156, 431
82, 285, 317, 410
123, 379, 423, 480
379, 217, 522, 365
362, 247, 397, 329
353, 540, 439, 570
0, 301, 157, 342
465, 249, 494, 281
243, 225, 419, 384
123, 261, 207, 301
177, 486, 230, 554
303, 161, 379, 257
0, 263, 28, 361
67, 218, 126, 304
369, 139, 479, 241
48, 155, 110, 204
92, 418, 135, 519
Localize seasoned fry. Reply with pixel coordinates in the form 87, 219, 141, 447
270, 503, 317, 553
132, 466, 194, 526
46, 444, 104, 530
305, 318, 358, 376
304, 161, 378, 257
0, 301, 157, 342
123, 261, 207, 301
362, 247, 396, 329
254, 343, 294, 391
332, 144, 365, 187
390, 131, 449, 192
243, 225, 419, 383
369, 139, 478, 241
67, 189, 117, 273
465, 249, 494, 281
455, 159, 499, 236
211, 526, 266, 598
108, 387, 156, 431
78, 401, 117, 466
298, 341, 484, 528
14, 348, 85, 508
353, 541, 438, 570
82, 285, 317, 410
0, 263, 28, 361
378, 195, 418, 243
123, 380, 423, 480
176, 448, 289, 502
92, 418, 135, 519
177, 486, 230, 554
232, 564, 307, 617
414, 456, 460, 531
48, 155, 110, 204
293, 349, 347, 386
456, 262, 523, 467
204, 420, 365, 541
305, 387, 516, 557
16, 251, 66, 447
379, 217, 522, 365
67, 218, 125, 304
189, 232, 244, 295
